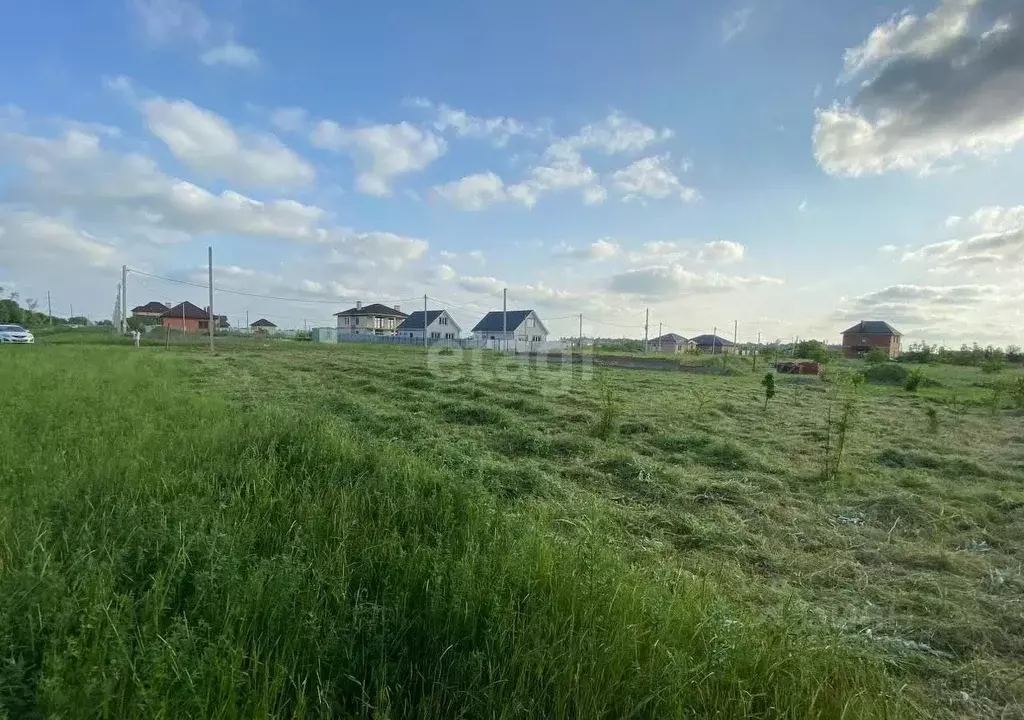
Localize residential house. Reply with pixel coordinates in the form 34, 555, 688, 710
690, 334, 735, 354
471, 310, 548, 349
132, 301, 171, 319
397, 310, 461, 342
250, 318, 277, 334
334, 302, 408, 336
161, 301, 211, 332
841, 321, 902, 359
648, 333, 694, 353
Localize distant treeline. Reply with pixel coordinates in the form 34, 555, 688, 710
0, 290, 101, 328
900, 343, 1023, 366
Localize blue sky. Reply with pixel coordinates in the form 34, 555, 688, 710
1, 0, 1022, 344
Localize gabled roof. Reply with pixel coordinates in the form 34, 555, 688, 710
334, 303, 408, 318
397, 310, 450, 330
162, 301, 209, 320
842, 320, 901, 337
690, 334, 734, 347
132, 301, 169, 314
251, 318, 277, 328
651, 333, 690, 344
472, 310, 544, 334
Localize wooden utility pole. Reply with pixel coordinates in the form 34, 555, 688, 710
712, 325, 717, 356
208, 247, 215, 354
754, 331, 761, 371
423, 294, 428, 350
578, 313, 583, 352
502, 288, 507, 353
47, 291, 52, 325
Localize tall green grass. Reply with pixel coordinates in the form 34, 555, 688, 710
0, 347, 909, 718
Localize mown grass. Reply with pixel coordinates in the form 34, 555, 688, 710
2, 344, 1022, 718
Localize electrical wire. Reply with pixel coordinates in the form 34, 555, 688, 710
128, 268, 421, 307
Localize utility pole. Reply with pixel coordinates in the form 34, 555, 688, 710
502, 288, 507, 353
658, 321, 662, 343
47, 291, 52, 325
644, 308, 650, 353
578, 313, 583, 352
733, 320, 738, 347
121, 264, 128, 335
423, 294, 428, 350
754, 331, 761, 371
712, 325, 717, 356
207, 246, 215, 354
246, 310, 250, 335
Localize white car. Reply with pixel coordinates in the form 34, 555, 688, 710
0, 324, 34, 344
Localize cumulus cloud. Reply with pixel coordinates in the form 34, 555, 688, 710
270, 107, 309, 133
130, 0, 211, 44
432, 171, 534, 211
407, 98, 537, 147
814, 0, 1024, 176
608, 264, 781, 298
699, 239, 745, 263
141, 97, 314, 187
833, 283, 1006, 335
553, 239, 620, 261
438, 249, 485, 264
310, 120, 446, 196
0, 209, 117, 269
612, 156, 700, 203
902, 205, 1024, 270
200, 40, 260, 68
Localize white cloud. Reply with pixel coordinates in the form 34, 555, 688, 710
609, 264, 781, 298
438, 249, 486, 264
903, 205, 1024, 270
722, 7, 754, 42
0, 209, 117, 269
270, 107, 309, 133
130, 0, 210, 44
833, 283, 1009, 336
814, 0, 1024, 176
310, 120, 446, 196
432, 171, 532, 211
582, 185, 608, 205
879, 244, 898, 254
548, 111, 673, 158
553, 239, 620, 261
945, 215, 962, 228
409, 98, 536, 147
612, 155, 700, 202
141, 97, 314, 188
200, 40, 260, 68
798, 200, 808, 212
699, 239, 745, 264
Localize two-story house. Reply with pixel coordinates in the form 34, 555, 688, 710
471, 310, 548, 349
334, 302, 408, 336
841, 321, 902, 358
396, 310, 461, 342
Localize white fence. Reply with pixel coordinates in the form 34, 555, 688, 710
312, 328, 572, 354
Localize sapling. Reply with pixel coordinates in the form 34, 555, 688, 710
761, 372, 776, 411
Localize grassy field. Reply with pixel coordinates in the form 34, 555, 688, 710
1, 343, 1022, 718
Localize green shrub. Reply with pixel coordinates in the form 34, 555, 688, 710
761, 372, 776, 410
925, 407, 939, 435
864, 363, 909, 385
904, 369, 924, 392
865, 347, 889, 364
981, 358, 1005, 374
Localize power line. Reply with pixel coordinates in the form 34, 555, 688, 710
128, 268, 420, 307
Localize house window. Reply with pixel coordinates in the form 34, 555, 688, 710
439, 316, 447, 325
518, 335, 526, 342
343, 317, 350, 326
353, 317, 360, 326
532, 335, 541, 342
526, 317, 535, 328
431, 332, 440, 339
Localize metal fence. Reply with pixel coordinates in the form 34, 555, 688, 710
311, 328, 572, 354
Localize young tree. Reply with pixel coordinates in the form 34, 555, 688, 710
761, 372, 776, 411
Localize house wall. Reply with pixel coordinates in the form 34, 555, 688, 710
337, 313, 402, 335
162, 317, 201, 332
842, 333, 901, 358
401, 311, 461, 340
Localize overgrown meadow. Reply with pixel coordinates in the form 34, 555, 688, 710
1, 340, 1022, 718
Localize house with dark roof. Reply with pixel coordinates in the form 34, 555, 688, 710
397, 310, 461, 342
250, 318, 277, 334
334, 301, 408, 336
690, 334, 735, 354
132, 301, 171, 318
841, 321, 902, 359
161, 301, 215, 333
471, 310, 548, 349
648, 333, 695, 353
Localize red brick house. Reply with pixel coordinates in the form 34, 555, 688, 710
841, 321, 902, 359
162, 301, 213, 333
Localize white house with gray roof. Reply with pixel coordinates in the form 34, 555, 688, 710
396, 310, 461, 342
471, 310, 548, 350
